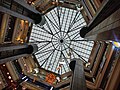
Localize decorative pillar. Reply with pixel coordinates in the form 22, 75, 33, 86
0, 43, 38, 64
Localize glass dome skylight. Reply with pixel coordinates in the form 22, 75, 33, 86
29, 7, 94, 74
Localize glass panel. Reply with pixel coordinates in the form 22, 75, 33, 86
29, 7, 94, 74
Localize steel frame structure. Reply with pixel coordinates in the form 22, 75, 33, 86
29, 7, 94, 74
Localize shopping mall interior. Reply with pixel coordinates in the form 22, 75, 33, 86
0, 0, 120, 90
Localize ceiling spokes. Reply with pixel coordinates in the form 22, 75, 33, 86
51, 49, 61, 72
40, 49, 56, 67
31, 30, 52, 40
61, 8, 70, 33
36, 24, 53, 35
45, 15, 59, 30
44, 49, 57, 70
56, 7, 61, 27
29, 7, 94, 74
65, 10, 79, 33
63, 10, 80, 39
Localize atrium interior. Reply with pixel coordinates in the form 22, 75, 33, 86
0, 0, 120, 90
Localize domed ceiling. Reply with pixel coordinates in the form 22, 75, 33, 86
29, 7, 94, 74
